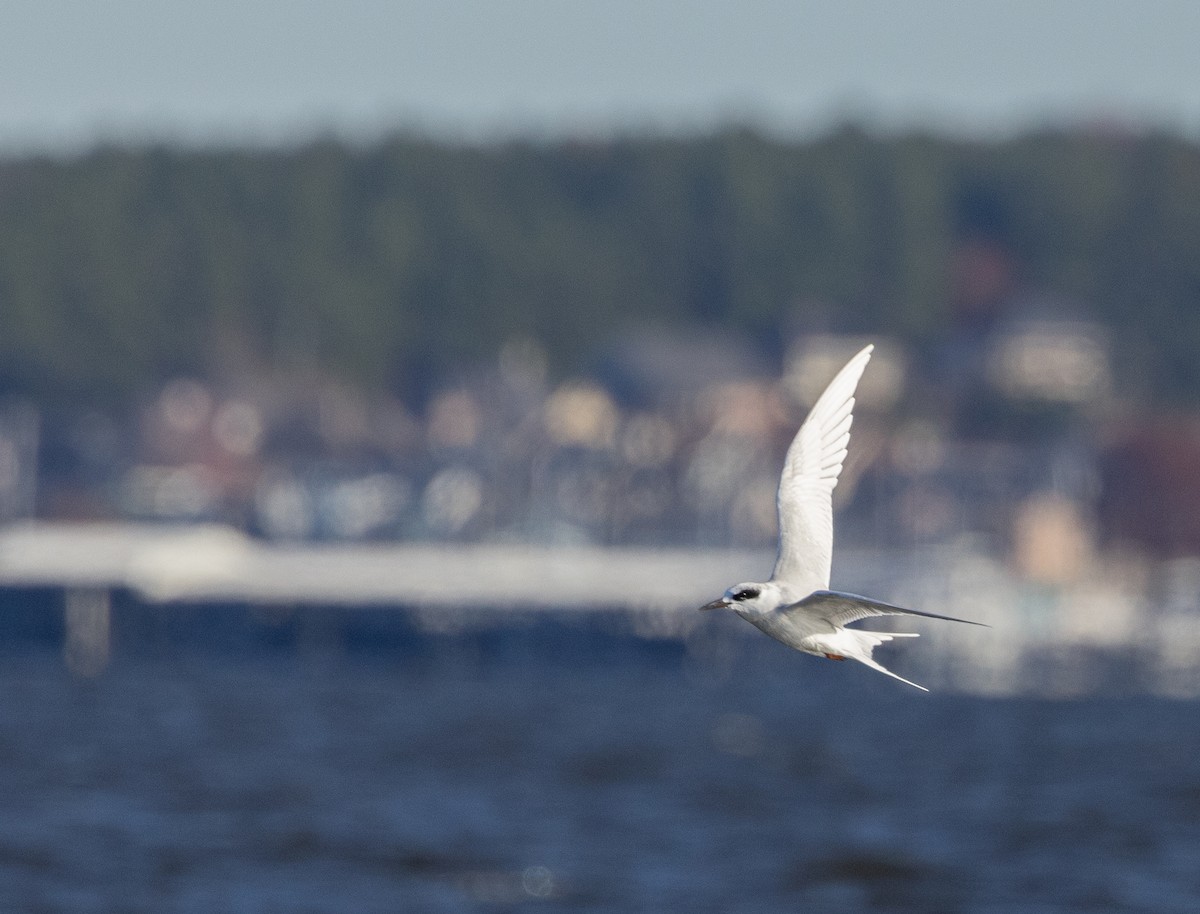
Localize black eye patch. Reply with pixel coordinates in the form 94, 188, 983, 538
733, 587, 760, 601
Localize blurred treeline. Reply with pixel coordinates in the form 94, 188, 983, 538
2, 126, 1199, 406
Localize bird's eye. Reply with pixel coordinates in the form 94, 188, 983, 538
733, 587, 760, 601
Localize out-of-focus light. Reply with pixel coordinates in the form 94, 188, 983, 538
544, 384, 618, 449
701, 381, 783, 438
159, 379, 213, 435
988, 321, 1111, 404
324, 473, 411, 539
1012, 493, 1093, 585
422, 466, 484, 535
460, 865, 557, 903
428, 390, 481, 449
213, 401, 263, 457
255, 472, 314, 540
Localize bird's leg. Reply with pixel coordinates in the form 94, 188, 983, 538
824, 653, 846, 661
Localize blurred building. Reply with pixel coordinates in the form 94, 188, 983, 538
1100, 416, 1200, 558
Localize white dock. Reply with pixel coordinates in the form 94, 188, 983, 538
0, 521, 767, 610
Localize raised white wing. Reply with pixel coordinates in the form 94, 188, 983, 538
770, 344, 873, 594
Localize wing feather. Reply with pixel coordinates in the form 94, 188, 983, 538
770, 344, 874, 593
787, 590, 988, 629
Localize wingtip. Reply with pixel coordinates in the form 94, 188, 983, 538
848, 343, 874, 372
856, 342, 875, 361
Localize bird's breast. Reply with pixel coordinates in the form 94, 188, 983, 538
738, 609, 825, 655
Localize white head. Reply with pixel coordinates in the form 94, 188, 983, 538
699, 581, 783, 616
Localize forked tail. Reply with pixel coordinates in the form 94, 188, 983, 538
840, 629, 928, 692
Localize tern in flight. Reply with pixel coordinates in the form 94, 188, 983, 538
700, 344, 985, 691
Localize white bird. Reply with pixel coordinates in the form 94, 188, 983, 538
700, 343, 984, 691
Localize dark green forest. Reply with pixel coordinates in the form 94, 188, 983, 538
3, 127, 1200, 406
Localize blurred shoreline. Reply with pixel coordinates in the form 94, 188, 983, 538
4, 520, 1199, 698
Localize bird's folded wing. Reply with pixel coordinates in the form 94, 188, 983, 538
785, 590, 988, 629
770, 345, 873, 595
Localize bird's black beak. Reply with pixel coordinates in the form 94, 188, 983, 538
699, 599, 731, 612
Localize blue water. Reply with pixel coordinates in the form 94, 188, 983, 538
1, 599, 1199, 912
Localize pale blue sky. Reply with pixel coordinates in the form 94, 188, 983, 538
3, 0, 1198, 150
